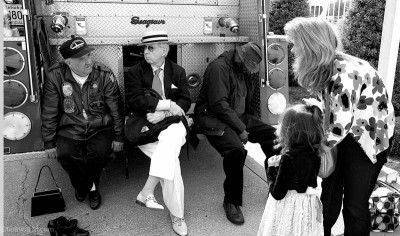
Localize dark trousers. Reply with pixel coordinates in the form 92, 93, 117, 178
321, 135, 390, 236
56, 129, 113, 195
206, 115, 279, 206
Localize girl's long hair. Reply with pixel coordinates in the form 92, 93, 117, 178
284, 17, 340, 95
275, 104, 324, 155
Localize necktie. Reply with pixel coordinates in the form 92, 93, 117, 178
152, 68, 164, 98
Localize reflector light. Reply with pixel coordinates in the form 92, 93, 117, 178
4, 112, 32, 140
267, 93, 287, 115
268, 68, 286, 90
187, 74, 201, 88
4, 47, 25, 76
267, 43, 285, 65
4, 79, 28, 109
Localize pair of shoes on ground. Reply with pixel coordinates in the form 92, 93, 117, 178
136, 192, 187, 235
75, 189, 101, 210
48, 216, 89, 236
223, 201, 245, 225
136, 192, 164, 210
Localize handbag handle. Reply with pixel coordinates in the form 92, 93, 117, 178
34, 165, 60, 193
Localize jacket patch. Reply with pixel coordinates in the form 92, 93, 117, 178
63, 98, 75, 113
92, 82, 98, 89
62, 83, 73, 97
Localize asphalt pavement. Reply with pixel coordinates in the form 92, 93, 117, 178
3, 140, 398, 236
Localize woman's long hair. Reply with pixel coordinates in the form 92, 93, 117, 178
284, 17, 340, 95
275, 104, 324, 155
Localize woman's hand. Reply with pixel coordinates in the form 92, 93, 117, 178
268, 155, 281, 167
302, 97, 323, 110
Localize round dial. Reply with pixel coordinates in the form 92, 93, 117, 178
4, 112, 32, 140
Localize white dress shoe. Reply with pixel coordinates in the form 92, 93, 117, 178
135, 192, 164, 210
170, 214, 188, 236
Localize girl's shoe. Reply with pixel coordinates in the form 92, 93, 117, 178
135, 192, 164, 210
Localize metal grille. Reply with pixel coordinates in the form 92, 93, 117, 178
42, 2, 238, 16
239, 0, 261, 116
182, 43, 235, 102
49, 36, 249, 46
50, 44, 124, 92
239, 0, 260, 43
66, 0, 219, 4
42, 2, 242, 39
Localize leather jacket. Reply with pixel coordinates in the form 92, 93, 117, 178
41, 62, 124, 149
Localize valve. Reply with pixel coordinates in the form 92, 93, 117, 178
218, 17, 239, 33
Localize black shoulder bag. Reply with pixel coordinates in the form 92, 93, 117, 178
31, 165, 66, 217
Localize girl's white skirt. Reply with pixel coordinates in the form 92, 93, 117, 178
257, 187, 324, 236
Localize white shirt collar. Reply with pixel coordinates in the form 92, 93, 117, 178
151, 62, 165, 74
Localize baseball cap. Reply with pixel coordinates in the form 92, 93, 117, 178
237, 42, 262, 73
60, 35, 95, 59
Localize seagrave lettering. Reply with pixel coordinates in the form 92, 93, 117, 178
130, 16, 165, 28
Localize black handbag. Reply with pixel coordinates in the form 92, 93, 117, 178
124, 88, 182, 145
31, 165, 66, 217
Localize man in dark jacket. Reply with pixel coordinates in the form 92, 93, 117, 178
125, 30, 191, 236
194, 42, 279, 225
41, 36, 124, 210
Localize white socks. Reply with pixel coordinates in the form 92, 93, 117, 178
90, 183, 96, 191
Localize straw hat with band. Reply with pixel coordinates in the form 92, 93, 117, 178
140, 30, 173, 45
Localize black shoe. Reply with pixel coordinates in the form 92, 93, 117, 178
75, 189, 86, 202
223, 201, 244, 225
48, 216, 68, 236
48, 216, 89, 236
89, 190, 101, 210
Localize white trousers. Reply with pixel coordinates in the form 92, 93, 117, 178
138, 121, 186, 218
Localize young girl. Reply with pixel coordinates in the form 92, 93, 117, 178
257, 104, 324, 236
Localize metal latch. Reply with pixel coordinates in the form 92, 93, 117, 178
258, 14, 267, 22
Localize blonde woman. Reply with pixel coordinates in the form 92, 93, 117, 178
284, 17, 395, 236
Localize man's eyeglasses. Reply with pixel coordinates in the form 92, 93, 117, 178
141, 45, 157, 52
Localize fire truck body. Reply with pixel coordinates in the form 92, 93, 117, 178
3, 0, 289, 156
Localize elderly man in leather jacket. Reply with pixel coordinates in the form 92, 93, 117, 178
41, 36, 124, 210
194, 42, 280, 225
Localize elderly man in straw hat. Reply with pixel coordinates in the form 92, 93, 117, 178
125, 30, 191, 236
194, 42, 280, 225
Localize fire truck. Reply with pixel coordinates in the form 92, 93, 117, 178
3, 0, 289, 156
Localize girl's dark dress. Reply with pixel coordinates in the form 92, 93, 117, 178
257, 146, 324, 236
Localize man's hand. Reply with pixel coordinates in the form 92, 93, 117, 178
112, 141, 124, 152
169, 101, 185, 116
267, 155, 281, 167
45, 147, 57, 159
239, 130, 249, 144
147, 111, 166, 124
